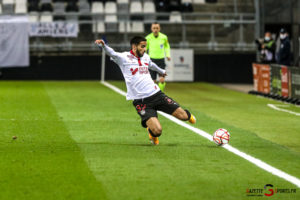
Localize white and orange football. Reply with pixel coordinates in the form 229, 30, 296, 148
213, 128, 230, 146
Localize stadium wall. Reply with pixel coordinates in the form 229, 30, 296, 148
0, 54, 255, 83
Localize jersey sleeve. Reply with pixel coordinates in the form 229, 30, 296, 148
98, 43, 124, 66
149, 59, 166, 75
164, 36, 171, 58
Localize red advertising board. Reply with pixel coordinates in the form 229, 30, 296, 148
281, 65, 289, 97
252, 63, 270, 93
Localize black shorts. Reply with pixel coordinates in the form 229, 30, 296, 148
132, 91, 180, 128
149, 58, 166, 80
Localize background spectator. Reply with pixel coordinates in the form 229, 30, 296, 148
256, 32, 276, 63
276, 28, 291, 66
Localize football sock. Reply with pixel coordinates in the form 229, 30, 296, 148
148, 128, 156, 137
185, 109, 191, 121
158, 82, 166, 92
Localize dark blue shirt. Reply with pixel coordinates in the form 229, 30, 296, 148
277, 37, 291, 66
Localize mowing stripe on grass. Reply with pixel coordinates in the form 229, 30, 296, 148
0, 81, 108, 200
268, 104, 300, 116
102, 81, 300, 188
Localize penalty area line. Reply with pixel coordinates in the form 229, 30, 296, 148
101, 81, 300, 188
267, 104, 300, 116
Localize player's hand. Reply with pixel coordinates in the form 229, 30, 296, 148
167, 57, 171, 61
95, 40, 105, 46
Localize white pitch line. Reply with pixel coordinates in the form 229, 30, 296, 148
101, 81, 127, 97
101, 81, 300, 188
267, 104, 300, 116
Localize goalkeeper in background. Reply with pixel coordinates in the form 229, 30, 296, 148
146, 22, 170, 92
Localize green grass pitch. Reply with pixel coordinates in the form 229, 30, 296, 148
0, 81, 299, 200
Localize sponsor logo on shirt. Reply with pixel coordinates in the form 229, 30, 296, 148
130, 68, 138, 75
139, 66, 149, 74
130, 66, 149, 75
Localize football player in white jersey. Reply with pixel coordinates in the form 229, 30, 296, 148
95, 36, 196, 145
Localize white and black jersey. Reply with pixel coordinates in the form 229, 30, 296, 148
99, 43, 166, 100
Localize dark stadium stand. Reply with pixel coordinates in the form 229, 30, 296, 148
0, 0, 257, 82
0, 0, 256, 25
0, 0, 256, 50
40, 3, 53, 12
1, 0, 195, 19
65, 1, 78, 12
169, 0, 181, 12
0, 0, 257, 53
181, 0, 193, 12
28, 1, 39, 12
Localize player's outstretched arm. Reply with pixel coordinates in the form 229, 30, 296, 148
149, 61, 167, 77
94, 40, 123, 63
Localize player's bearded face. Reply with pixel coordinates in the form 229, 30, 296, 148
136, 41, 147, 57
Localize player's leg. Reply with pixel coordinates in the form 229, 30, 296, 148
133, 99, 161, 145
172, 107, 196, 124
146, 117, 162, 137
152, 58, 166, 92
146, 117, 162, 145
158, 75, 166, 92
157, 59, 166, 92
157, 93, 196, 124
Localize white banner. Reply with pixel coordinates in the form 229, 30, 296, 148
165, 49, 194, 81
0, 16, 29, 67
30, 22, 78, 37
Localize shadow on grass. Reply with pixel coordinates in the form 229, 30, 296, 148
78, 142, 218, 148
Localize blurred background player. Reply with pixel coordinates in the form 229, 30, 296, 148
146, 22, 171, 92
95, 36, 196, 145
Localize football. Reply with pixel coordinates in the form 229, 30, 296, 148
213, 128, 230, 146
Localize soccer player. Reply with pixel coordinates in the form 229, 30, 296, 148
95, 36, 196, 145
146, 23, 170, 92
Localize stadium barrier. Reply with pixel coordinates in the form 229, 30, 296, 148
251, 63, 300, 103
291, 67, 300, 99
252, 63, 270, 94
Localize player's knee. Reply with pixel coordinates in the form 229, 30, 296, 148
152, 127, 162, 137
178, 110, 189, 120
173, 108, 190, 121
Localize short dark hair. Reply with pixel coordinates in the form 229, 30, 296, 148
130, 36, 146, 46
